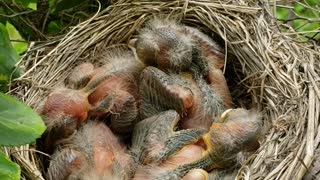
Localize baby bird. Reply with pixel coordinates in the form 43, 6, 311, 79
133, 108, 261, 179
39, 87, 91, 154
85, 48, 144, 134
129, 18, 193, 73
162, 108, 261, 179
129, 18, 225, 74
132, 18, 233, 127
42, 48, 144, 143
131, 110, 204, 166
47, 121, 133, 180
40, 48, 144, 155
139, 67, 194, 119
139, 66, 226, 131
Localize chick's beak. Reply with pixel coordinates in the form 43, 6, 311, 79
219, 109, 233, 122
128, 38, 138, 49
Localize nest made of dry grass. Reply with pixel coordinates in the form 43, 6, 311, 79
4, 0, 320, 179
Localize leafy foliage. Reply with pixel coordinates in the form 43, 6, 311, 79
0, 93, 46, 146
15, 0, 37, 10
5, 22, 28, 54
0, 152, 20, 180
276, 0, 320, 40
48, 0, 88, 13
0, 23, 21, 92
1, 0, 109, 39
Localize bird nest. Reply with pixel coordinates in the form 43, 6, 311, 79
5, 0, 320, 179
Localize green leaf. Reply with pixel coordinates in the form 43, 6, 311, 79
47, 21, 61, 34
6, 22, 28, 54
0, 23, 21, 92
276, 8, 289, 20
294, 4, 305, 14
49, 0, 88, 13
0, 152, 20, 180
15, 0, 38, 10
27, 2, 37, 10
0, 93, 46, 146
306, 0, 318, 6
48, 0, 58, 9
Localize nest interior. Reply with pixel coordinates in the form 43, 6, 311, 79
6, 0, 320, 179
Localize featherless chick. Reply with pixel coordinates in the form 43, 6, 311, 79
129, 18, 193, 73
85, 48, 144, 134
129, 17, 226, 75
139, 66, 228, 131
131, 18, 233, 127
40, 48, 144, 154
47, 121, 133, 180
39, 87, 90, 154
131, 108, 261, 180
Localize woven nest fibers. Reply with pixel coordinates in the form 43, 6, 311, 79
4, 0, 320, 179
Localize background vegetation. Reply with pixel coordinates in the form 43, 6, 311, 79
274, 0, 320, 41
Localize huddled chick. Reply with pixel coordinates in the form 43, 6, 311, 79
47, 121, 133, 180
130, 18, 233, 132
84, 48, 144, 134
40, 17, 262, 180
131, 108, 261, 179
39, 48, 144, 154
